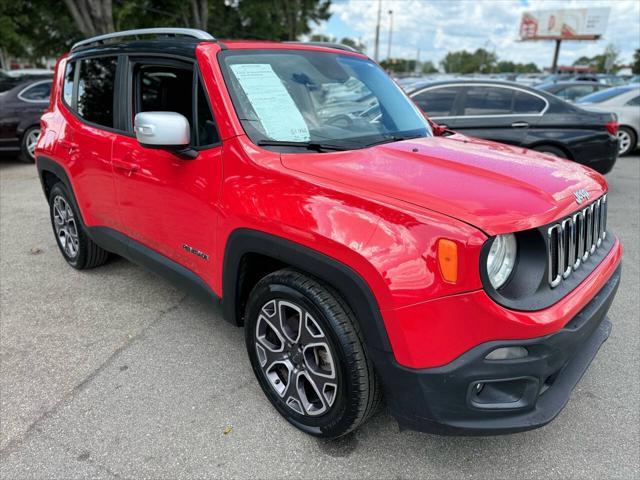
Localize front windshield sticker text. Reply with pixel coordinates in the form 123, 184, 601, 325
230, 63, 311, 142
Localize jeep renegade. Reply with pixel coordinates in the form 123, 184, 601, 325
36, 29, 622, 439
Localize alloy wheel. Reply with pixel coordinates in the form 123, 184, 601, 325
52, 195, 79, 259
617, 130, 631, 155
25, 128, 40, 159
254, 299, 338, 416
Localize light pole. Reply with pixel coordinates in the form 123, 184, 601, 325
387, 9, 394, 61
374, 0, 382, 62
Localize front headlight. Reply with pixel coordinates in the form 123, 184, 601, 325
486, 234, 517, 289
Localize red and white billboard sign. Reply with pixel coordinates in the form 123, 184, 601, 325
520, 8, 610, 40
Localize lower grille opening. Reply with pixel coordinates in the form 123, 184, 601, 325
540, 371, 560, 396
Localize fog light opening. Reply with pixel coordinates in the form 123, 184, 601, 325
474, 382, 484, 395
485, 346, 528, 361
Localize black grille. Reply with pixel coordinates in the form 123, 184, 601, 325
547, 195, 607, 288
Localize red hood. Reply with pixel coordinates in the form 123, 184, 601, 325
281, 135, 608, 235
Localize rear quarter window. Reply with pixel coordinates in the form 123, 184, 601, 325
19, 81, 52, 102
63, 62, 75, 105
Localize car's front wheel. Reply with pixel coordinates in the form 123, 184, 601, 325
617, 126, 636, 156
245, 269, 380, 438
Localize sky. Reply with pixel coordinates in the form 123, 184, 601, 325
310, 0, 640, 70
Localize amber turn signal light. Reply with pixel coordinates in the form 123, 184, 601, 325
437, 239, 458, 283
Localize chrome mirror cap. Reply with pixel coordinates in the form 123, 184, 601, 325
134, 111, 190, 148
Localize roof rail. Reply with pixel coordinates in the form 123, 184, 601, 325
71, 28, 215, 51
286, 41, 361, 53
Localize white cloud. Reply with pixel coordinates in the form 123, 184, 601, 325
317, 0, 640, 69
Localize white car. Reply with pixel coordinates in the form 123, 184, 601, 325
578, 85, 640, 156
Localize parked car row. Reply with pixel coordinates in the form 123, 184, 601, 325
2, 65, 638, 171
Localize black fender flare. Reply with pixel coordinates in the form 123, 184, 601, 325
35, 156, 86, 223
222, 228, 392, 353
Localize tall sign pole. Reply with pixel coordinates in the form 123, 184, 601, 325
374, 0, 382, 62
551, 39, 561, 73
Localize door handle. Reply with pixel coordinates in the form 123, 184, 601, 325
511, 121, 529, 128
113, 159, 140, 177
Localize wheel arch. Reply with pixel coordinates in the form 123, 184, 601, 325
528, 141, 574, 160
222, 228, 392, 353
36, 156, 85, 225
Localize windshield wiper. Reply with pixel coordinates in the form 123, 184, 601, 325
362, 133, 424, 148
257, 140, 348, 152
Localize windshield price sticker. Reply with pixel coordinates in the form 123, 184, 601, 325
230, 64, 310, 142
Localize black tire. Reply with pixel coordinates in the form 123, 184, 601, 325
48, 182, 109, 269
533, 145, 568, 159
617, 126, 637, 156
245, 269, 381, 439
19, 126, 40, 163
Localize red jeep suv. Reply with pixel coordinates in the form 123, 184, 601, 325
36, 29, 622, 439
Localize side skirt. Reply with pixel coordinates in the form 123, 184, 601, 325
87, 226, 220, 306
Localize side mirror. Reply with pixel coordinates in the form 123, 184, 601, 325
425, 115, 449, 137
134, 111, 197, 159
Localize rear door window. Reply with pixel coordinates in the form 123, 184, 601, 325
461, 86, 514, 115
412, 87, 461, 117
76, 57, 117, 128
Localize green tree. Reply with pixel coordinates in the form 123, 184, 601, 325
440, 48, 497, 74
380, 58, 416, 73
0, 0, 332, 64
421, 61, 438, 74
236, 0, 330, 41
633, 49, 640, 74
339, 37, 365, 53
308, 34, 364, 52
572, 44, 621, 73
495, 60, 539, 73
0, 0, 80, 63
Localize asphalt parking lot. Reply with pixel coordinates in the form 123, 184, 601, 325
0, 155, 638, 479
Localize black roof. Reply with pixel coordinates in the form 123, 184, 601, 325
68, 38, 210, 61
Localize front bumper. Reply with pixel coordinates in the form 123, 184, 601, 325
374, 264, 620, 435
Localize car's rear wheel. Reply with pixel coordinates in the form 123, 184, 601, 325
533, 145, 568, 159
245, 269, 380, 438
617, 127, 636, 156
19, 126, 40, 163
48, 183, 109, 269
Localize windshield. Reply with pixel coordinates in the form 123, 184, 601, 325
220, 49, 431, 150
577, 86, 634, 104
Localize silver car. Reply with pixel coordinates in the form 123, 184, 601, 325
578, 85, 640, 156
